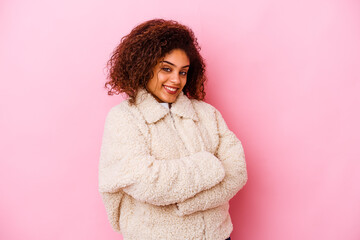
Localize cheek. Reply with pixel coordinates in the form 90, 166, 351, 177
157, 72, 168, 84
181, 78, 187, 87
146, 79, 155, 91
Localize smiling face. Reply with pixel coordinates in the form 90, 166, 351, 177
146, 49, 190, 103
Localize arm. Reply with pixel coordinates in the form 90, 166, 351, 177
174, 109, 248, 216
98, 106, 225, 206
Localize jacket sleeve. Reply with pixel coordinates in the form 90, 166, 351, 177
98, 106, 225, 206
99, 191, 123, 232
174, 108, 248, 216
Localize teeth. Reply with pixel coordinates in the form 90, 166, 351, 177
164, 86, 177, 91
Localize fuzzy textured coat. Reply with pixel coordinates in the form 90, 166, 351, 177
98, 88, 248, 240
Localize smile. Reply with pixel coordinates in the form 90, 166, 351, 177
163, 85, 178, 94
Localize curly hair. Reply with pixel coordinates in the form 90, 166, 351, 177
105, 18, 207, 104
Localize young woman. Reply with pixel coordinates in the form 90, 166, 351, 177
98, 18, 247, 240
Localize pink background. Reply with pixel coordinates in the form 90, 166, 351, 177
1, 0, 359, 239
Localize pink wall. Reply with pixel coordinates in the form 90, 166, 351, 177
1, 0, 359, 239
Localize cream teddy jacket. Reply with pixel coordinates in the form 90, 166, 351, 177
98, 88, 248, 240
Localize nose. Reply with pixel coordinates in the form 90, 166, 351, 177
170, 72, 181, 84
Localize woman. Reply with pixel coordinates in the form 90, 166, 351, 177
98, 19, 247, 240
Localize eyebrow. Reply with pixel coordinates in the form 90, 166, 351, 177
160, 60, 190, 68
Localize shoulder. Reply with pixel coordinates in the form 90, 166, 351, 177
190, 98, 223, 119
189, 99, 224, 128
189, 98, 229, 131
190, 99, 216, 114
104, 99, 136, 125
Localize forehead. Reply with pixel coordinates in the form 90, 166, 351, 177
162, 49, 190, 65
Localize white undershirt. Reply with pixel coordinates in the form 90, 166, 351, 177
160, 102, 170, 109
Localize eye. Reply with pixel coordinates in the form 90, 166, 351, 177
161, 67, 171, 72
180, 71, 188, 76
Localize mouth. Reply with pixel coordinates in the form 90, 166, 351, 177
163, 85, 179, 94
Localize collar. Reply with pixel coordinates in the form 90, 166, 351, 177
135, 88, 199, 124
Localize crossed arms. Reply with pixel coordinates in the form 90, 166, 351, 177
99, 105, 247, 222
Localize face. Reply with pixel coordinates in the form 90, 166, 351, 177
146, 48, 190, 103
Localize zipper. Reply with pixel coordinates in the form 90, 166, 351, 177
170, 109, 207, 240
169, 110, 176, 130
201, 213, 206, 240
169, 110, 190, 154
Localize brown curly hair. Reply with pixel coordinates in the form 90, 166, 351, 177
105, 18, 207, 104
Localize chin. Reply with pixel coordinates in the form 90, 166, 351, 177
160, 94, 179, 103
